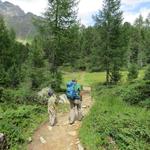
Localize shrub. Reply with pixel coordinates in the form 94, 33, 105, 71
50, 71, 62, 92
79, 86, 150, 150
0, 105, 47, 149
144, 65, 150, 80
111, 70, 121, 84
140, 98, 150, 108
118, 80, 150, 107
128, 63, 138, 81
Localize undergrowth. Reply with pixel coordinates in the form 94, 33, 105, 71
0, 104, 47, 150
79, 85, 150, 150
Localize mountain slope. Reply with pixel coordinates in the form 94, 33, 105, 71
0, 0, 38, 40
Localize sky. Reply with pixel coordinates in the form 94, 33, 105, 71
2, 0, 150, 26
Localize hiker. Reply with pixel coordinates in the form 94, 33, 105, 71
48, 87, 59, 126
66, 80, 83, 124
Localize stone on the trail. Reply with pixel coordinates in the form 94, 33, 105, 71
68, 131, 77, 136
76, 138, 80, 141
63, 121, 69, 126
0, 133, 8, 150
0, 133, 5, 143
48, 126, 52, 131
59, 94, 69, 104
75, 141, 80, 145
78, 143, 84, 150
28, 137, 32, 143
40, 137, 47, 144
70, 142, 74, 146
82, 105, 87, 108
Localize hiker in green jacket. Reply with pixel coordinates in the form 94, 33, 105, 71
66, 80, 83, 124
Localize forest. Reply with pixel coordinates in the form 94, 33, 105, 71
0, 0, 150, 149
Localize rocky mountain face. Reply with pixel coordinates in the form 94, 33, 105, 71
0, 0, 38, 40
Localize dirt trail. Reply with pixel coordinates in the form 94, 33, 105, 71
28, 87, 92, 150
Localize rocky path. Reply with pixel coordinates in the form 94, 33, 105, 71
28, 87, 92, 150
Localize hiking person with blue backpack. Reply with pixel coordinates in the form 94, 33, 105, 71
66, 79, 83, 124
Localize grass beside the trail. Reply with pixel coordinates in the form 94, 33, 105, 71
63, 71, 106, 87
1, 70, 146, 149
76, 70, 150, 150
62, 70, 145, 87
0, 105, 48, 150
79, 85, 150, 150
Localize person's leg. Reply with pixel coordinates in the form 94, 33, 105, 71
75, 100, 83, 121
69, 100, 76, 124
49, 107, 57, 126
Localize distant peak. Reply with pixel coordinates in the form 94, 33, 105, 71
3, 1, 14, 5
0, 1, 25, 16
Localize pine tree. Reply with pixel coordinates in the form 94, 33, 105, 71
133, 15, 145, 67
35, 0, 78, 90
79, 26, 102, 71
144, 13, 150, 63
43, 0, 78, 70
94, 0, 124, 84
27, 36, 49, 90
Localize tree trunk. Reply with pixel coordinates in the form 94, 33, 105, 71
106, 67, 109, 85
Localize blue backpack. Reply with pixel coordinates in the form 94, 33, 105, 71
66, 81, 80, 100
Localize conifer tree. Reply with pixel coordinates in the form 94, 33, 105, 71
94, 0, 124, 84
36, 0, 78, 90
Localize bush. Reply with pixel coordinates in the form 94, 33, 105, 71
79, 86, 150, 150
0, 87, 34, 104
0, 105, 47, 149
140, 98, 150, 108
50, 71, 62, 92
118, 80, 150, 107
144, 65, 150, 80
128, 63, 139, 81
111, 70, 121, 83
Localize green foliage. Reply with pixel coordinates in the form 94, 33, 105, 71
118, 80, 150, 107
94, 0, 126, 84
0, 16, 29, 88
0, 105, 47, 149
50, 71, 62, 92
128, 63, 139, 80
110, 69, 122, 84
34, 0, 79, 89
77, 26, 102, 72
80, 85, 150, 150
28, 37, 46, 90
144, 65, 150, 80
0, 87, 35, 105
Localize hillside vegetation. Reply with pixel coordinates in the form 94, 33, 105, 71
80, 85, 150, 150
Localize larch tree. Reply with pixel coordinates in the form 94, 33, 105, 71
36, 0, 78, 90
94, 0, 125, 84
